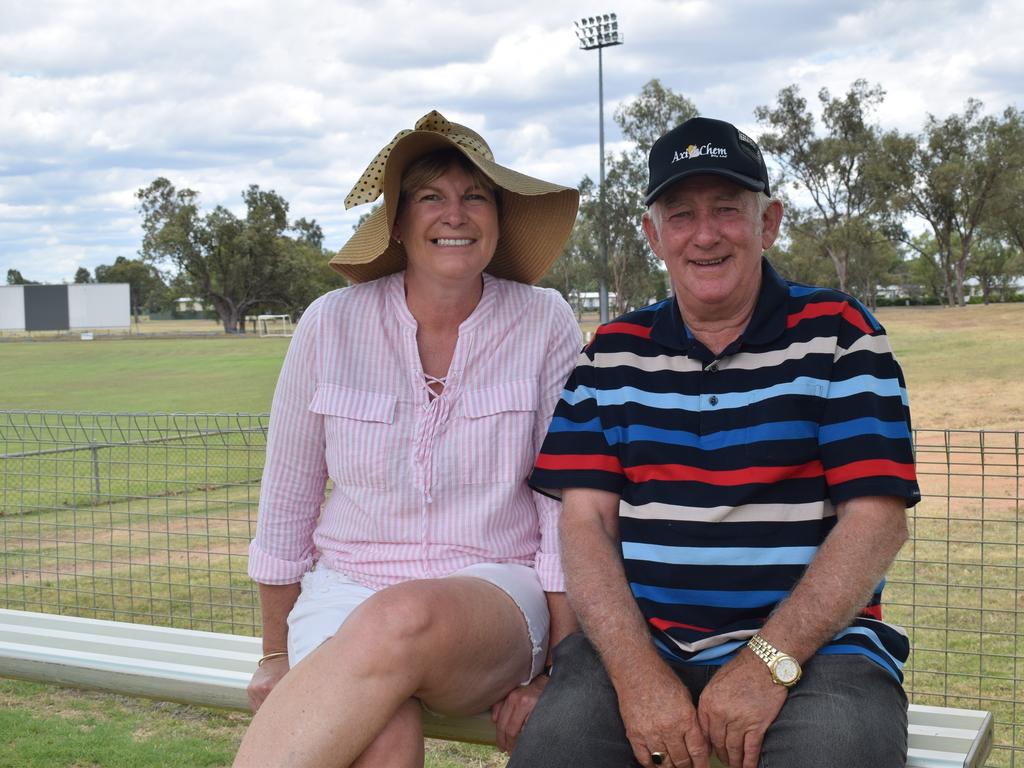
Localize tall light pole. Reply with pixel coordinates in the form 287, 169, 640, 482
574, 13, 622, 324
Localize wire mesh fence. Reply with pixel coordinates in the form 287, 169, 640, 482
0, 412, 1021, 765
1, 411, 266, 635
888, 428, 1022, 767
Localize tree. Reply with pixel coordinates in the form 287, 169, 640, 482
844, 230, 902, 310
94, 256, 168, 321
904, 233, 947, 304
568, 79, 695, 315
876, 102, 1023, 305
767, 215, 840, 289
539, 179, 597, 314
74, 267, 93, 284
614, 78, 699, 157
273, 222, 346, 319
589, 154, 667, 314
985, 115, 1024, 258
6, 269, 39, 285
968, 234, 1024, 303
136, 178, 331, 332
755, 80, 890, 295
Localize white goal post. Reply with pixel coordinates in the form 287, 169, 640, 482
257, 314, 293, 337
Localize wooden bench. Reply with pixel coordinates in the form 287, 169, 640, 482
0, 608, 994, 767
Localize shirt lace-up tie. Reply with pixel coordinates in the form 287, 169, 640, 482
413, 372, 453, 505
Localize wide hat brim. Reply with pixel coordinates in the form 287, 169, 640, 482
330, 122, 579, 285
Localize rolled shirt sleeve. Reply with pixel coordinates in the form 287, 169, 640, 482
530, 293, 582, 592
248, 297, 329, 584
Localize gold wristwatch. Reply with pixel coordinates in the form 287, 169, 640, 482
747, 634, 802, 687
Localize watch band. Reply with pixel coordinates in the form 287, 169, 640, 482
747, 633, 780, 665
747, 633, 801, 687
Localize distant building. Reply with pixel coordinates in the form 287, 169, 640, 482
963, 277, 1024, 300
573, 291, 617, 312
0, 283, 129, 331
174, 297, 205, 313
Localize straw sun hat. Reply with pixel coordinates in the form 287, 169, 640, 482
329, 110, 580, 285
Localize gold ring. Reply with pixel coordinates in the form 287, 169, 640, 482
650, 751, 666, 765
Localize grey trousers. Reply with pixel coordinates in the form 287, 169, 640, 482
508, 632, 908, 768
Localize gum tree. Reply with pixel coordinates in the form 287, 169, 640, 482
755, 80, 890, 296
136, 178, 331, 332
876, 102, 1023, 306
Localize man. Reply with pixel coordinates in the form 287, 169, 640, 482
509, 117, 921, 768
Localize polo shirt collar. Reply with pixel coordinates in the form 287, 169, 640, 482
649, 257, 789, 355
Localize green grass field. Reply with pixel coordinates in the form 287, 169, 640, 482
0, 333, 289, 413
1, 306, 1022, 767
0, 680, 246, 768
3, 305, 1023, 426
0, 680, 503, 768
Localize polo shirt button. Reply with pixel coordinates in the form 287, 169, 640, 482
709, 395, 719, 406
709, 363, 719, 372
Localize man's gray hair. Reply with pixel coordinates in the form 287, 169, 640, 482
755, 191, 776, 215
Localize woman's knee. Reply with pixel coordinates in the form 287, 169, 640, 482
320, 581, 444, 674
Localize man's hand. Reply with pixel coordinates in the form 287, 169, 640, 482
696, 651, 786, 768
618, 662, 710, 768
560, 487, 710, 767
491, 674, 549, 754
246, 656, 289, 713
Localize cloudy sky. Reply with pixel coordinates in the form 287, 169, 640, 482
2, 0, 1021, 284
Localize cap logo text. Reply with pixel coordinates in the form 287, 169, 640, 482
672, 143, 728, 163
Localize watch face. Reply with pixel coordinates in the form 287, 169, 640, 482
774, 656, 800, 684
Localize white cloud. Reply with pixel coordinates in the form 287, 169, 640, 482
1, 0, 1021, 283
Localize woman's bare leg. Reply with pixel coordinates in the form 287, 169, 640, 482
351, 698, 424, 768
233, 577, 531, 768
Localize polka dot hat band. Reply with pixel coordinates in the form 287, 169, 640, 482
330, 109, 580, 285
344, 111, 493, 209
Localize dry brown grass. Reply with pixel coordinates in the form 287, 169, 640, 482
583, 302, 1024, 430
877, 303, 1024, 430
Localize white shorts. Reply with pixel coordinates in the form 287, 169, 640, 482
286, 562, 550, 684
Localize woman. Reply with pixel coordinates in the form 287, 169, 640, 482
234, 110, 581, 768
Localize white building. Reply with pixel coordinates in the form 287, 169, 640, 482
0, 283, 130, 331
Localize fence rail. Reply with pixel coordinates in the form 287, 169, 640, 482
0, 411, 1021, 766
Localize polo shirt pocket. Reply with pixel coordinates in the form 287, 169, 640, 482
744, 380, 825, 462
309, 384, 397, 489
460, 379, 539, 484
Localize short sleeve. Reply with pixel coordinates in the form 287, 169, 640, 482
817, 303, 921, 507
529, 340, 626, 498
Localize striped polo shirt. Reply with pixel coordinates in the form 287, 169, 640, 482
531, 259, 921, 681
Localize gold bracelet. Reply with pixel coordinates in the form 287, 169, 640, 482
257, 651, 289, 667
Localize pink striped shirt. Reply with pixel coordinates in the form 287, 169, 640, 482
248, 272, 581, 592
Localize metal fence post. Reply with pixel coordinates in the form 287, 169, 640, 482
90, 443, 101, 504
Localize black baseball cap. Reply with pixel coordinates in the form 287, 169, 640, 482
644, 116, 771, 205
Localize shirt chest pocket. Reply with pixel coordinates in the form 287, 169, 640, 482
459, 379, 539, 485
744, 379, 825, 463
309, 384, 397, 489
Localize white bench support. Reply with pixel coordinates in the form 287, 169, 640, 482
0, 609, 993, 767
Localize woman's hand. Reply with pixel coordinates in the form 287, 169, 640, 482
490, 673, 549, 754
246, 656, 290, 713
